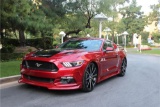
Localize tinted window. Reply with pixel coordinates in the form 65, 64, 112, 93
103, 41, 113, 50
103, 42, 108, 50
106, 41, 113, 47
60, 39, 102, 51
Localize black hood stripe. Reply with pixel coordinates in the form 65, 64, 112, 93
34, 49, 61, 57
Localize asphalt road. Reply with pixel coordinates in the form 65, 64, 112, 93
1, 54, 160, 107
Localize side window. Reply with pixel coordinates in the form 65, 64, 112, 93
106, 41, 113, 48
103, 42, 108, 50
103, 41, 113, 50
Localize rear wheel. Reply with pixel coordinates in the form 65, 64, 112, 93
118, 59, 127, 76
82, 63, 98, 92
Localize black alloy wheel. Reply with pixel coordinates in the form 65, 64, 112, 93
82, 63, 98, 92
118, 59, 127, 76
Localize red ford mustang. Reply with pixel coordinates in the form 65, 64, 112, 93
19, 38, 127, 92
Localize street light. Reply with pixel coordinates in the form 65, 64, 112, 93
94, 12, 107, 38
116, 34, 119, 45
114, 32, 119, 45
103, 27, 111, 40
59, 31, 65, 43
122, 31, 129, 52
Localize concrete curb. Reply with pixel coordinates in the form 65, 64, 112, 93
0, 75, 21, 84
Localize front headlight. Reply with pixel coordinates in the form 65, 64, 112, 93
62, 60, 84, 68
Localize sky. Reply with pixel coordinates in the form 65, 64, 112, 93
136, 0, 159, 14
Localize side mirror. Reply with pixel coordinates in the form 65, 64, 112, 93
113, 43, 117, 49
106, 47, 114, 51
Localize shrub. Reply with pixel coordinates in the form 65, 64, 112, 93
2, 37, 54, 49
1, 44, 15, 53
1, 38, 20, 46
52, 41, 60, 48
0, 53, 25, 61
28, 48, 32, 52
26, 37, 53, 49
140, 32, 149, 44
152, 32, 160, 43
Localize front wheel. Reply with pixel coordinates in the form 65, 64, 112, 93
118, 59, 127, 76
82, 63, 98, 92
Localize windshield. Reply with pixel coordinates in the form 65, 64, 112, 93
59, 39, 102, 51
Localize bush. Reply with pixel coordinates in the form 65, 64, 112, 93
1, 44, 15, 53
2, 37, 54, 49
152, 32, 160, 43
26, 37, 53, 49
28, 48, 32, 52
1, 38, 20, 46
140, 32, 149, 44
52, 41, 60, 48
0, 53, 25, 61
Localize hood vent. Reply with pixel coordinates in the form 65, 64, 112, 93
33, 49, 61, 57
64, 52, 75, 55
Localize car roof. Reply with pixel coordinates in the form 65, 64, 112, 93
68, 37, 104, 41
68, 37, 113, 43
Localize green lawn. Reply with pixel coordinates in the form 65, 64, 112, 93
0, 60, 21, 78
141, 49, 160, 55
127, 48, 160, 55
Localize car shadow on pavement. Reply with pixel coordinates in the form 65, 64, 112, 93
17, 83, 84, 95
96, 75, 119, 87
9, 75, 121, 96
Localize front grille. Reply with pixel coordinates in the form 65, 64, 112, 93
23, 74, 54, 83
22, 60, 58, 72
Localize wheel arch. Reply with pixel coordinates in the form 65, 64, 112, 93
123, 57, 127, 67
89, 61, 99, 82
82, 61, 99, 92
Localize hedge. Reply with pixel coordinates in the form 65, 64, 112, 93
0, 53, 25, 61
2, 37, 54, 49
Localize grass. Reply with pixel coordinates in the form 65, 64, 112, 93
0, 60, 21, 78
141, 49, 160, 55
127, 48, 160, 55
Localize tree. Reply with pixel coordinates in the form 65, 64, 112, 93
1, 0, 32, 46
148, 2, 160, 30
26, 1, 55, 49
1, 0, 59, 48
119, 0, 147, 33
60, 0, 100, 39
100, 0, 128, 42
119, 0, 147, 42
38, 0, 67, 44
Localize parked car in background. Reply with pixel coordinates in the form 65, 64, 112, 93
19, 38, 127, 92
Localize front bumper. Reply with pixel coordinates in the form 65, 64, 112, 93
18, 77, 80, 90
19, 66, 85, 90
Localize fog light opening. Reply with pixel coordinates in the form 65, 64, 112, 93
60, 76, 75, 84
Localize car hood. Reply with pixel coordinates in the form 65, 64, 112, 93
29, 48, 87, 61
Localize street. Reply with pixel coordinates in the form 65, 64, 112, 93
1, 54, 160, 107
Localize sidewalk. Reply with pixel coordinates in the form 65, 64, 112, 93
0, 75, 20, 84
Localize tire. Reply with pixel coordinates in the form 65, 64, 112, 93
118, 58, 127, 77
82, 63, 98, 92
